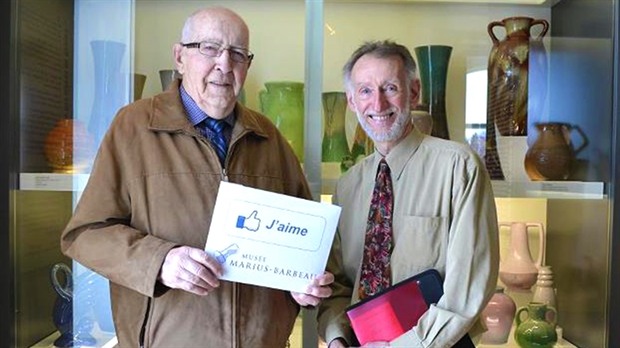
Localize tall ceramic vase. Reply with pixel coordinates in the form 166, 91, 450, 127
259, 81, 305, 161
414, 45, 452, 140
322, 92, 351, 162
89, 40, 127, 149
499, 222, 546, 291
485, 17, 549, 179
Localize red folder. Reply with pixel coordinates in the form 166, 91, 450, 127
346, 269, 475, 347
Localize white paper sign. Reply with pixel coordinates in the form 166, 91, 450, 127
205, 182, 341, 293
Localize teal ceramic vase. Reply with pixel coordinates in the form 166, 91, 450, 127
414, 45, 452, 140
322, 92, 350, 162
259, 81, 304, 161
514, 302, 557, 348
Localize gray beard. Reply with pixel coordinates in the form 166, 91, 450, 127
355, 106, 411, 143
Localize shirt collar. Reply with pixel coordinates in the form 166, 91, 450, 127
371, 126, 425, 182
179, 84, 235, 127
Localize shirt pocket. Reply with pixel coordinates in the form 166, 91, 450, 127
391, 215, 448, 282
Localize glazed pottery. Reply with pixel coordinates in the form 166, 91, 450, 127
533, 265, 558, 321
350, 123, 373, 162
524, 122, 588, 181
134, 73, 146, 101
499, 222, 546, 291
89, 40, 128, 149
322, 92, 351, 162
44, 119, 96, 174
496, 135, 529, 181
159, 69, 181, 91
514, 302, 557, 348
50, 263, 97, 347
411, 110, 433, 135
414, 45, 452, 140
480, 286, 517, 344
259, 81, 305, 161
487, 17, 549, 136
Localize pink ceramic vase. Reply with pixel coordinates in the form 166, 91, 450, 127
480, 287, 517, 344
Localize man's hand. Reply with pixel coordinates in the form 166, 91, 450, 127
158, 246, 223, 296
291, 272, 334, 306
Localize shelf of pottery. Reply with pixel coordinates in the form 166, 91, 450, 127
477, 221, 575, 348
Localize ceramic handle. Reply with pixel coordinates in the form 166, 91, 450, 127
50, 263, 72, 300
515, 306, 529, 326
487, 21, 504, 45
526, 222, 546, 268
570, 124, 589, 155
530, 19, 549, 39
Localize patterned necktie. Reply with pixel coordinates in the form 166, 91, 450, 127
202, 117, 229, 166
359, 159, 394, 300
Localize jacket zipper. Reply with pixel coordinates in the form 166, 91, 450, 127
138, 297, 152, 348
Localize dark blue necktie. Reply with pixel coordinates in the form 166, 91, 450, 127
202, 118, 229, 166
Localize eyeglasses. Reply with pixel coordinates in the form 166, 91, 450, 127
182, 41, 254, 64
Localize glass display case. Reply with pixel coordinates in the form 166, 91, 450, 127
2, 0, 619, 347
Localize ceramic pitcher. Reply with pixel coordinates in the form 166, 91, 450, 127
514, 302, 558, 348
524, 122, 588, 181
499, 222, 546, 291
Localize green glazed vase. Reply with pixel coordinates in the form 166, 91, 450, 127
514, 302, 558, 348
322, 92, 350, 162
259, 81, 304, 161
414, 45, 452, 140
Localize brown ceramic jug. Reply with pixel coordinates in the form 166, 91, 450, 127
524, 122, 587, 181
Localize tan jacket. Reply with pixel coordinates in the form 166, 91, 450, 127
61, 81, 312, 348
318, 129, 499, 348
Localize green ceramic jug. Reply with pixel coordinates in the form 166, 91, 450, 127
259, 81, 304, 161
514, 302, 558, 348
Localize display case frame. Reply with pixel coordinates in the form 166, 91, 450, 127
2, 0, 620, 347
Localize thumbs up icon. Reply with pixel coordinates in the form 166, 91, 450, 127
236, 210, 261, 232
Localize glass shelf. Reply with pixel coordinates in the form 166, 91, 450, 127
491, 180, 605, 200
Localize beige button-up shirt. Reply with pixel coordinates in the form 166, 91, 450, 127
318, 128, 499, 348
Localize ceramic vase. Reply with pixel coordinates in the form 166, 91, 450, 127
495, 135, 529, 181
259, 81, 305, 161
499, 222, 546, 291
134, 73, 147, 101
350, 123, 373, 162
89, 40, 128, 149
322, 92, 351, 163
524, 122, 588, 181
414, 45, 452, 140
411, 110, 433, 135
487, 17, 549, 136
485, 17, 548, 180
159, 69, 181, 91
532, 265, 558, 321
50, 263, 96, 347
514, 302, 558, 348
480, 287, 517, 344
44, 119, 96, 174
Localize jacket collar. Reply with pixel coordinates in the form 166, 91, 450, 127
370, 126, 425, 182
148, 78, 269, 139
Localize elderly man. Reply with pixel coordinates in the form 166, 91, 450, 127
62, 6, 331, 347
317, 40, 499, 347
